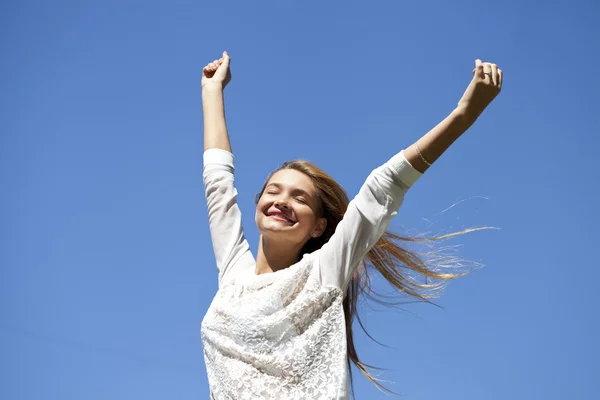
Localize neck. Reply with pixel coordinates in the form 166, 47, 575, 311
255, 235, 304, 275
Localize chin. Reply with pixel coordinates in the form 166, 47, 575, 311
261, 218, 294, 232
258, 217, 303, 240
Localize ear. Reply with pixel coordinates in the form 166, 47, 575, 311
313, 217, 328, 238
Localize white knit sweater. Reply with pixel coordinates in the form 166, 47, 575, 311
201, 148, 421, 399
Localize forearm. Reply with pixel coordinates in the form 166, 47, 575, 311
404, 106, 476, 173
202, 84, 232, 153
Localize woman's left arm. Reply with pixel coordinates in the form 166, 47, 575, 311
316, 59, 502, 290
404, 59, 503, 173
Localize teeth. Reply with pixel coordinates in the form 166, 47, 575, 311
271, 213, 290, 221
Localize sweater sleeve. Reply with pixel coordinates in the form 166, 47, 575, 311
203, 149, 253, 286
316, 150, 422, 291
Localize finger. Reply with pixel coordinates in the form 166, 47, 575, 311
475, 59, 484, 78
482, 62, 492, 83
498, 69, 503, 89
490, 63, 499, 86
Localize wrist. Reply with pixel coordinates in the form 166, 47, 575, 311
202, 82, 224, 93
454, 104, 480, 125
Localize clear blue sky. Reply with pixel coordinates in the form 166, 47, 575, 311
2, 1, 599, 399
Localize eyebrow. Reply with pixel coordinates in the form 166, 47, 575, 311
265, 183, 313, 199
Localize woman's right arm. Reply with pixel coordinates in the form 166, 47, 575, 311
202, 51, 232, 152
202, 52, 253, 285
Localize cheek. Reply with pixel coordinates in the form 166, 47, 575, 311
255, 203, 264, 224
296, 206, 317, 224
255, 199, 271, 227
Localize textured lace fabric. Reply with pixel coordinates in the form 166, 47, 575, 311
201, 148, 421, 400
202, 256, 348, 399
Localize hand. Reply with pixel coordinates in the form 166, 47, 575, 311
202, 51, 231, 89
457, 59, 503, 119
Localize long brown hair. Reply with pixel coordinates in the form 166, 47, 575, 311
257, 159, 484, 395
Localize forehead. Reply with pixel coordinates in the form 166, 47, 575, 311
267, 169, 316, 193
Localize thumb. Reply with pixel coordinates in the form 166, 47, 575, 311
221, 51, 231, 69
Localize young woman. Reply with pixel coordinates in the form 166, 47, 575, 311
200, 51, 502, 399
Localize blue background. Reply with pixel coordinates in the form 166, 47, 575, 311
2, 0, 599, 399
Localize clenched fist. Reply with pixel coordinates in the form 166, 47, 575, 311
202, 51, 231, 89
457, 59, 503, 118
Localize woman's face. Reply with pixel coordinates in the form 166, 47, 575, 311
255, 169, 326, 245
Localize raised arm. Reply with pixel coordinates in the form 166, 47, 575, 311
202, 51, 232, 152
202, 52, 254, 285
404, 59, 503, 172
317, 59, 503, 290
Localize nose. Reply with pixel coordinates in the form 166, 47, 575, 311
274, 198, 290, 209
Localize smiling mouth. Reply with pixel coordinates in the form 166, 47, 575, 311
268, 214, 295, 223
